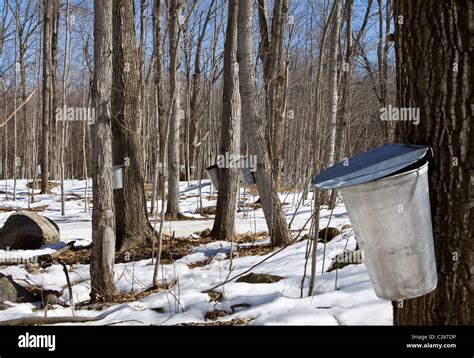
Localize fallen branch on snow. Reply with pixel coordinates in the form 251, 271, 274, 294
0, 305, 131, 326
0, 316, 101, 326
36, 241, 76, 266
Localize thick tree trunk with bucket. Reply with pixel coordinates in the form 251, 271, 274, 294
112, 0, 155, 251
393, 0, 473, 325
210, 0, 240, 241
90, 0, 117, 301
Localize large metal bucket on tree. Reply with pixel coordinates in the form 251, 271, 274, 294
314, 143, 437, 300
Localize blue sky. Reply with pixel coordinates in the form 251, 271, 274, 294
0, 0, 393, 92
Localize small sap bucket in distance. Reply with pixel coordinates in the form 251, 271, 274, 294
112, 165, 124, 190
314, 144, 437, 300
206, 164, 220, 190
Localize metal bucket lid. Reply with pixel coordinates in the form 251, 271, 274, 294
206, 164, 218, 171
314, 143, 431, 190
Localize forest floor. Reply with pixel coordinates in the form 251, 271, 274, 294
0, 179, 392, 325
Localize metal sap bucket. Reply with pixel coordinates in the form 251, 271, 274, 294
238, 156, 256, 185
340, 161, 436, 300
314, 144, 437, 300
240, 167, 256, 185
112, 165, 124, 190
206, 164, 220, 190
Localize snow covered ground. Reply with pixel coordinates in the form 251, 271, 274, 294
0, 179, 392, 325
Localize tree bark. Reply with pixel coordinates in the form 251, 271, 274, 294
325, 0, 341, 208
166, 0, 183, 218
210, 0, 240, 241
393, 0, 473, 325
151, 0, 166, 214
378, 0, 393, 142
335, 0, 353, 165
189, 1, 215, 170
324, 0, 341, 170
112, 0, 154, 251
50, 0, 60, 180
90, 0, 117, 301
40, 0, 52, 194
237, 0, 291, 246
257, 0, 289, 191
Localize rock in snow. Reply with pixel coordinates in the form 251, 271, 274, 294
0, 273, 35, 303
318, 227, 340, 242
236, 273, 284, 284
0, 210, 60, 250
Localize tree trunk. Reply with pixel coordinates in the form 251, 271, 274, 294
190, 1, 215, 172
90, 0, 116, 301
40, 0, 52, 194
257, 0, 289, 191
382, 0, 392, 141
210, 0, 240, 241
393, 0, 473, 325
151, 0, 166, 215
324, 0, 341, 168
139, 0, 148, 183
237, 0, 291, 246
112, 0, 154, 251
311, 2, 332, 175
335, 0, 353, 165
166, 0, 183, 218
60, 0, 71, 217
50, 0, 60, 181
325, 0, 341, 208
13, 0, 18, 201
18, 27, 29, 178
378, 0, 393, 142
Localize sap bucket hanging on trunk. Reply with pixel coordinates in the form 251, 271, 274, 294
238, 156, 257, 186
314, 143, 437, 300
206, 164, 220, 190
112, 165, 124, 190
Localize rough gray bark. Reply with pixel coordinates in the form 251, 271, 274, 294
166, 0, 183, 218
237, 0, 291, 246
325, 0, 342, 208
112, 0, 154, 251
393, 0, 473, 325
324, 0, 341, 170
59, 0, 72, 217
210, 0, 240, 241
151, 0, 166, 214
311, 3, 333, 169
90, 0, 117, 301
378, 0, 393, 142
257, 0, 289, 190
189, 1, 215, 169
335, 0, 354, 164
382, 0, 391, 114
50, 0, 60, 181
40, 0, 52, 194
